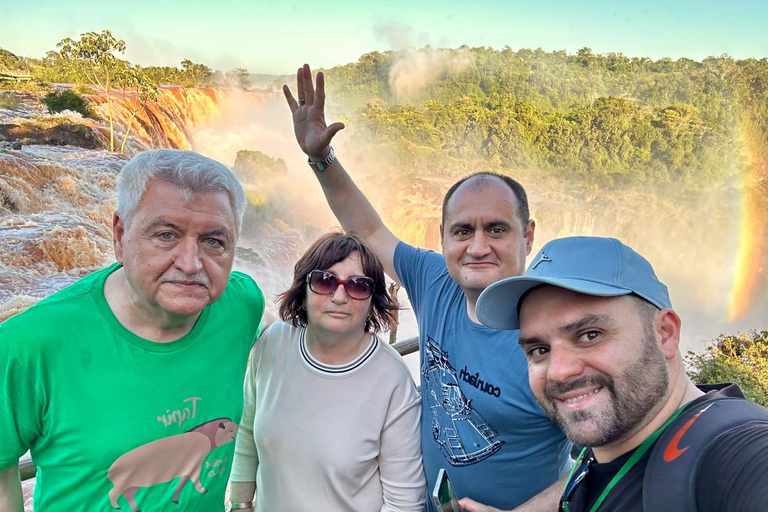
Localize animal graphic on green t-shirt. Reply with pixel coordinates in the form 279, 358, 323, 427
107, 418, 237, 511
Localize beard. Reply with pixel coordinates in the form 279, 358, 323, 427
538, 330, 670, 447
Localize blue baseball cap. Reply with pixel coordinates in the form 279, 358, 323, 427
476, 236, 672, 330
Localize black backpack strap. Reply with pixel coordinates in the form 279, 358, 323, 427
643, 397, 768, 512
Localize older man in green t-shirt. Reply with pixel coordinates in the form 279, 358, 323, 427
0, 149, 265, 512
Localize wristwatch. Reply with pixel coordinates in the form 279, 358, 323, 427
225, 501, 253, 511
308, 146, 335, 171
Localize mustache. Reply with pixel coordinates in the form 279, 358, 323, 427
460, 257, 498, 263
544, 374, 612, 400
161, 273, 211, 287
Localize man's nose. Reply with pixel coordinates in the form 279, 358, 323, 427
174, 237, 203, 274
466, 232, 490, 257
546, 345, 586, 384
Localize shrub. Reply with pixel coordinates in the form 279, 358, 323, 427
686, 330, 768, 406
72, 83, 94, 96
40, 90, 94, 118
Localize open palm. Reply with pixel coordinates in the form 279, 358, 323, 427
283, 64, 345, 160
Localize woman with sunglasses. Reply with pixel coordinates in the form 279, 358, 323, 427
228, 232, 425, 512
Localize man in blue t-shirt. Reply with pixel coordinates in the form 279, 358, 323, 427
283, 64, 571, 511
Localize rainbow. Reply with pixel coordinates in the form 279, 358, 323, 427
727, 121, 767, 322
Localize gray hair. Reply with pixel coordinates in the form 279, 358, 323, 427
117, 149, 246, 235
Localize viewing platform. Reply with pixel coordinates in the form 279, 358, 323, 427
0, 71, 32, 82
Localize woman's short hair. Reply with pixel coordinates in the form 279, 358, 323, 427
117, 149, 246, 234
278, 232, 398, 334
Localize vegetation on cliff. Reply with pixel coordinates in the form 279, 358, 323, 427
1, 36, 252, 90
687, 330, 768, 406
320, 47, 767, 189
3, 34, 766, 190
0, 48, 28, 72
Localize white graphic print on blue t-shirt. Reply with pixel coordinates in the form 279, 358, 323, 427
422, 336, 504, 466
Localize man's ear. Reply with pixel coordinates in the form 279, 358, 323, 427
524, 219, 536, 255
113, 212, 125, 264
656, 308, 682, 360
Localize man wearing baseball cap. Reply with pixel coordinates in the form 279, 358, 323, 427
459, 236, 768, 512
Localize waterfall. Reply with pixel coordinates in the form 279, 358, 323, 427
0, 87, 766, 352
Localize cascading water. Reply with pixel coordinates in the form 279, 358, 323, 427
1, 87, 766, 348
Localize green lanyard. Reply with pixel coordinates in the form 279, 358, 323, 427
562, 403, 689, 512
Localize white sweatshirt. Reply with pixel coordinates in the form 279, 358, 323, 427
230, 321, 426, 512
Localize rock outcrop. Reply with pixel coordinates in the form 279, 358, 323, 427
0, 122, 105, 149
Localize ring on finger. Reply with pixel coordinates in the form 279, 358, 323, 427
299, 99, 306, 106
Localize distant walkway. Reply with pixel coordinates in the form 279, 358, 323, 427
0, 71, 32, 82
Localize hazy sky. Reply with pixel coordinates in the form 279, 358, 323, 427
1, 0, 766, 74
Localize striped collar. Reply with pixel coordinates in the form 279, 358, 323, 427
299, 328, 380, 376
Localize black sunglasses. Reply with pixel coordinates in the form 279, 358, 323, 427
559, 451, 594, 512
306, 270, 375, 300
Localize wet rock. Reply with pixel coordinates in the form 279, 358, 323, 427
0, 123, 105, 149
22, 478, 35, 511
0, 140, 22, 150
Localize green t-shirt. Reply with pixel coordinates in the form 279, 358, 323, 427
0, 263, 265, 511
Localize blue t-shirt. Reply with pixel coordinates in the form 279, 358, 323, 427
394, 242, 571, 511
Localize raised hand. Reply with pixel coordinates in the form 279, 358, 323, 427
283, 63, 345, 161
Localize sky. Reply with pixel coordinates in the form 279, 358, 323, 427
1, 0, 766, 74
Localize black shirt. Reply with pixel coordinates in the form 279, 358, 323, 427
565, 384, 768, 512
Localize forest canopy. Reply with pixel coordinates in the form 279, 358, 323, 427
2, 40, 767, 189
319, 47, 767, 189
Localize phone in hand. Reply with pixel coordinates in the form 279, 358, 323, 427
432, 468, 461, 512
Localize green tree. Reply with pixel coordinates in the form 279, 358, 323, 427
576, 47, 594, 67
226, 68, 250, 90
181, 59, 213, 85
57, 30, 127, 151
28, 50, 78, 83
117, 66, 159, 154
687, 330, 768, 406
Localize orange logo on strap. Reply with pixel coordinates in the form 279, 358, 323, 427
663, 404, 715, 462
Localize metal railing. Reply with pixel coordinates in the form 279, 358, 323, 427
18, 336, 420, 482
392, 336, 419, 357
19, 456, 35, 481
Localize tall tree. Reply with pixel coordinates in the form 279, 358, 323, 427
117, 66, 159, 154
226, 68, 250, 90
181, 59, 213, 85
57, 30, 127, 151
